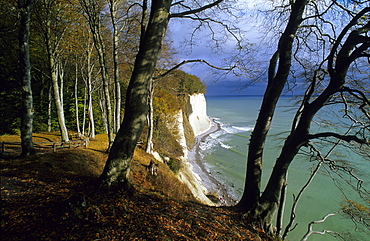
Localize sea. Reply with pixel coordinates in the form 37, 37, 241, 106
200, 95, 369, 241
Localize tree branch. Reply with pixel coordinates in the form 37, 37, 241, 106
153, 59, 235, 79
307, 132, 369, 144
301, 211, 343, 241
170, 0, 224, 18
328, 7, 370, 75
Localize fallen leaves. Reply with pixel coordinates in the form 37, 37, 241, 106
1, 146, 273, 241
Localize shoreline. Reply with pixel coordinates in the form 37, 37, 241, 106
188, 118, 238, 206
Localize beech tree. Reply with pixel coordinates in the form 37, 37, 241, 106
79, 0, 114, 150
99, 0, 224, 187
33, 0, 71, 142
236, 1, 370, 237
18, 0, 35, 156
107, 0, 123, 133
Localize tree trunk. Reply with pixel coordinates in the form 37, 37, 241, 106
79, 0, 114, 150
254, 131, 307, 233
57, 61, 64, 107
19, 0, 35, 156
87, 69, 95, 138
50, 56, 69, 142
99, 0, 172, 187
85, 39, 95, 138
146, 80, 154, 154
237, 0, 308, 213
75, 60, 81, 135
239, 6, 370, 236
82, 84, 87, 135
98, 89, 108, 133
42, 13, 69, 142
48, 85, 52, 132
109, 0, 121, 133
96, 44, 114, 150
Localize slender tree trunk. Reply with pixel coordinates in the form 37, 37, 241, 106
87, 64, 95, 138
98, 89, 108, 133
85, 39, 95, 138
146, 79, 154, 153
237, 0, 308, 213
79, 0, 114, 150
75, 61, 81, 135
50, 57, 69, 142
100, 0, 172, 187
276, 173, 287, 236
43, 13, 69, 142
82, 84, 87, 136
239, 6, 370, 236
109, 0, 121, 133
48, 85, 52, 132
58, 61, 64, 107
96, 44, 113, 149
19, 0, 35, 156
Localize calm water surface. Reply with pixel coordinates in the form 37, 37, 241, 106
201, 95, 369, 241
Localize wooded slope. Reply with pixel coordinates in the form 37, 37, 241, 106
1, 133, 273, 240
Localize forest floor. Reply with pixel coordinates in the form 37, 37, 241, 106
1, 133, 274, 241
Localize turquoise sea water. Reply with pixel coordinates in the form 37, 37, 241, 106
201, 95, 369, 241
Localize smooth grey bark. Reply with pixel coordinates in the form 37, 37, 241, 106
83, 38, 95, 138
79, 0, 114, 150
100, 0, 173, 187
34, 0, 70, 142
49, 55, 69, 142
146, 79, 154, 154
86, 65, 95, 138
108, 0, 121, 133
19, 0, 35, 156
47, 85, 52, 132
75, 60, 81, 135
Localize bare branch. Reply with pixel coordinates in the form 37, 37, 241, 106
307, 132, 369, 144
170, 0, 224, 18
328, 7, 370, 75
301, 211, 344, 241
153, 59, 236, 79
282, 157, 322, 239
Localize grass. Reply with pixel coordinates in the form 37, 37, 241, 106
1, 133, 274, 240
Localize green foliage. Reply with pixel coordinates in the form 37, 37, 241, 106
151, 69, 206, 159
0, 0, 205, 142
0, 88, 21, 135
177, 71, 206, 94
167, 158, 182, 174
158, 69, 206, 95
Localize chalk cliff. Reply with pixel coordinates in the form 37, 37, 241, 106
174, 93, 214, 205
187, 93, 211, 136
151, 93, 213, 205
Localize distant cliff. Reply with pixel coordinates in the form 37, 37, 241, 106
187, 93, 211, 137
172, 93, 214, 205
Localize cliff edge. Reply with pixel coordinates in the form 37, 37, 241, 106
172, 93, 215, 205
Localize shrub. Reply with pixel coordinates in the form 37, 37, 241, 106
167, 158, 182, 174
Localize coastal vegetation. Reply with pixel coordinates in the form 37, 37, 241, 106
1, 0, 369, 240
1, 133, 272, 240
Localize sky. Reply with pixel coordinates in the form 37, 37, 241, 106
167, 0, 272, 96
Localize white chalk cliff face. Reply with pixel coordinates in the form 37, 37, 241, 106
188, 93, 211, 136
174, 93, 214, 205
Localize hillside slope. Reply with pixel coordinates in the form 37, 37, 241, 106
0, 133, 273, 240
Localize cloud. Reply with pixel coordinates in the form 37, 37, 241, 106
167, 0, 274, 96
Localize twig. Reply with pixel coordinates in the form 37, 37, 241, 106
301, 211, 343, 241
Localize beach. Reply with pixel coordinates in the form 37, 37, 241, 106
187, 118, 238, 206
